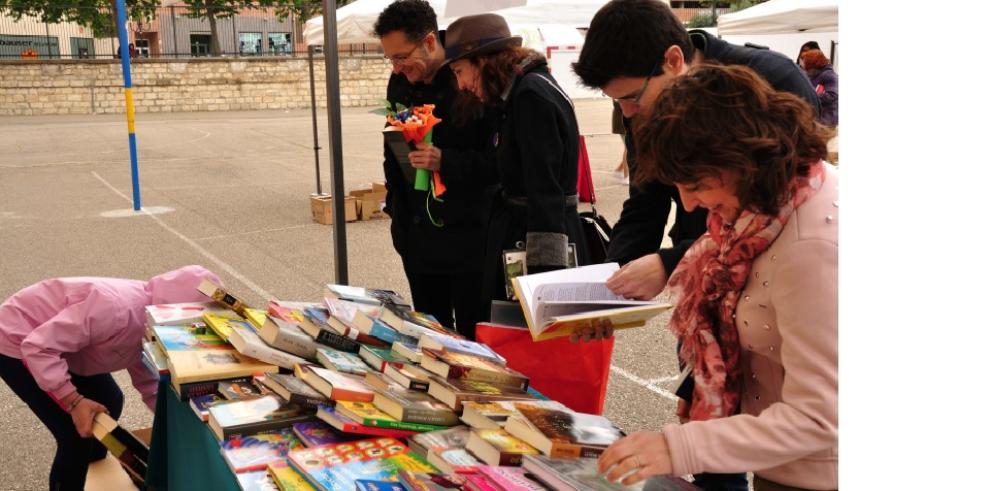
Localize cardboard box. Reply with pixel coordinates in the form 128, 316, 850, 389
349, 188, 388, 221
372, 181, 387, 193
310, 195, 358, 225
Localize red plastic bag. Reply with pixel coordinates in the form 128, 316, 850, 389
576, 135, 596, 204
476, 322, 614, 415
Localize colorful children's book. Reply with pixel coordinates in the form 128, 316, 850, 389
355, 480, 406, 491
245, 308, 270, 330
189, 392, 231, 421
504, 404, 624, 459
315, 347, 368, 375
463, 474, 504, 491
287, 438, 410, 481
237, 469, 281, 491
316, 405, 423, 439
292, 452, 435, 491
208, 395, 312, 441
220, 428, 302, 473
291, 421, 358, 448
397, 470, 470, 491
295, 364, 375, 402
203, 312, 250, 341
268, 459, 317, 491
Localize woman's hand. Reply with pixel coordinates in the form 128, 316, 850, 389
597, 431, 675, 485
409, 143, 442, 171
70, 398, 108, 438
605, 254, 668, 300
569, 318, 614, 343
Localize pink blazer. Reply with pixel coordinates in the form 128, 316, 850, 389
0, 265, 221, 411
662, 164, 839, 489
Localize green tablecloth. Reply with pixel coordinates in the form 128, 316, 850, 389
145, 378, 240, 491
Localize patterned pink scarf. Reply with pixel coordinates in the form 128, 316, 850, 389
667, 161, 826, 421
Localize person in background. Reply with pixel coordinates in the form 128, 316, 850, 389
800, 48, 838, 128
796, 40, 820, 65
443, 13, 589, 317
128, 43, 138, 59
590, 64, 838, 491
374, 0, 496, 339
0, 265, 222, 491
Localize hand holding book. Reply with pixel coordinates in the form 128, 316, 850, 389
597, 431, 674, 486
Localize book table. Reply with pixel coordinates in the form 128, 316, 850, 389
145, 377, 240, 491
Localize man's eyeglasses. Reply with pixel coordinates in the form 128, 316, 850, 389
384, 39, 424, 66
613, 61, 661, 106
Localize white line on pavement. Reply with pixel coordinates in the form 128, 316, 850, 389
91, 171, 275, 300
609, 365, 679, 402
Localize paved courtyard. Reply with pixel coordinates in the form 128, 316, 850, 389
0, 98, 684, 489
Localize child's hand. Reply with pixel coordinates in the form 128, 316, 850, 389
70, 398, 108, 438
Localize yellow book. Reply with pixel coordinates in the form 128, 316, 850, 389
511, 263, 672, 341
267, 459, 316, 491
203, 312, 249, 341
465, 429, 538, 466
244, 308, 269, 330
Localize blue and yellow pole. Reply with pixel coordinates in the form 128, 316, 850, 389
115, 0, 141, 210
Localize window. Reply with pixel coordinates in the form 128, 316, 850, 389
190, 34, 211, 56
239, 32, 262, 55
71, 37, 95, 59
267, 32, 291, 55
135, 39, 150, 58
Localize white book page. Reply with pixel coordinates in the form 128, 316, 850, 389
515, 263, 622, 328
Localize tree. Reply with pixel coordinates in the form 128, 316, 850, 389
0, 0, 159, 38
180, 0, 240, 56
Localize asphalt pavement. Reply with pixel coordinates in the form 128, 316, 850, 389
0, 98, 683, 490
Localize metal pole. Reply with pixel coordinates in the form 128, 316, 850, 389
321, 0, 348, 285
115, 0, 142, 210
308, 45, 323, 195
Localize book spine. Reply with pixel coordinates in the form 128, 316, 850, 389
498, 452, 526, 467
289, 393, 328, 410
447, 366, 529, 391
223, 415, 314, 441
176, 376, 252, 400
314, 329, 361, 353
268, 328, 317, 359
548, 442, 584, 459
401, 408, 460, 427
363, 417, 446, 433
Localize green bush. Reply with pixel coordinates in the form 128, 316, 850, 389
687, 12, 717, 28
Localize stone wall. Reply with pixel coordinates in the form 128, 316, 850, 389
0, 55, 392, 116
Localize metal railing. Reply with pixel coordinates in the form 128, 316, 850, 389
0, 4, 363, 60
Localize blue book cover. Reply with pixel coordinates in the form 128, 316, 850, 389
355, 480, 406, 491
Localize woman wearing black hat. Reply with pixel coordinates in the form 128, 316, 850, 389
436, 13, 589, 316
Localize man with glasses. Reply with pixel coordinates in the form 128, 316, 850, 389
573, 0, 819, 304
374, 0, 496, 340
572, 2, 819, 491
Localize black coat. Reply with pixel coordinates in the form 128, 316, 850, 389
383, 65, 496, 274
481, 59, 589, 305
606, 30, 822, 273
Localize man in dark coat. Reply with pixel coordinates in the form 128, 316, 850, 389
374, 0, 496, 339
572, 0, 820, 302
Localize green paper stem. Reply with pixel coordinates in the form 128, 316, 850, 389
413, 128, 434, 191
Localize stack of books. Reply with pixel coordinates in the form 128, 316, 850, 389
140, 279, 697, 491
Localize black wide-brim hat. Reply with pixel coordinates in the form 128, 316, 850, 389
443, 13, 523, 64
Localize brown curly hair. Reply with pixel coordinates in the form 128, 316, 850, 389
800, 48, 830, 71
452, 47, 544, 124
633, 63, 832, 216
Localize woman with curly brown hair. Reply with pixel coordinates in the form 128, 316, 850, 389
441, 13, 588, 315
587, 64, 838, 491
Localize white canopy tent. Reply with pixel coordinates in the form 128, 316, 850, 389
717, 0, 838, 35
303, 0, 607, 47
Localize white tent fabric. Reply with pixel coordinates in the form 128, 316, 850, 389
303, 0, 607, 46
717, 0, 838, 35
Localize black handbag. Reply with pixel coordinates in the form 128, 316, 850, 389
579, 205, 612, 265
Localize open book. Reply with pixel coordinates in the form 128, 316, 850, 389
511, 263, 671, 341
